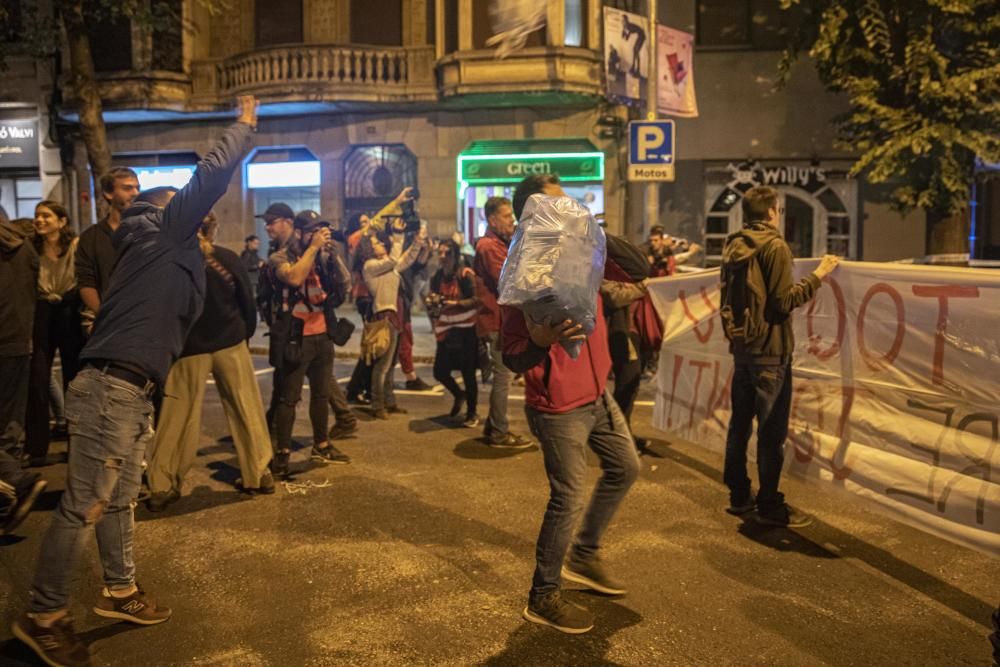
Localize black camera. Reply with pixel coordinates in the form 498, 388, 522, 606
400, 187, 421, 233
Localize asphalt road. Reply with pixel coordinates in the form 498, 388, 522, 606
1, 356, 997, 666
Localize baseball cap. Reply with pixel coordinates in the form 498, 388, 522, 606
293, 209, 332, 232
254, 202, 295, 223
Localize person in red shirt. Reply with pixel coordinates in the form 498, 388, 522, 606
503, 175, 639, 635
427, 240, 480, 427
473, 196, 532, 448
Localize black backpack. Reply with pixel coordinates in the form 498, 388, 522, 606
719, 238, 772, 348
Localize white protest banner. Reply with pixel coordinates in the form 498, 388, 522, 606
604, 7, 649, 107
656, 25, 698, 118
648, 261, 1000, 556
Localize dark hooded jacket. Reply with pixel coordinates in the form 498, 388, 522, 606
721, 222, 821, 363
0, 218, 39, 356
81, 122, 254, 385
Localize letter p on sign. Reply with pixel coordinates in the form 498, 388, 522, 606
637, 127, 665, 162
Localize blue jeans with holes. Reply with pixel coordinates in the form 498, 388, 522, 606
29, 368, 154, 613
723, 361, 793, 511
525, 390, 640, 597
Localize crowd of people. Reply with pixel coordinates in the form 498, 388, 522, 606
0, 95, 867, 665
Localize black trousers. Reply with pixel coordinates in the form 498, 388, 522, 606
432, 329, 478, 418
25, 299, 84, 459
273, 334, 332, 450
0, 355, 32, 486
610, 331, 646, 425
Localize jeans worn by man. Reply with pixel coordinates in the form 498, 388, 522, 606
719, 185, 838, 528
503, 296, 639, 635
12, 101, 258, 667
29, 368, 154, 613
474, 200, 531, 449
724, 362, 793, 514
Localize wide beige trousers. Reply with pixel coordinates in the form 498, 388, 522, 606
148, 341, 272, 494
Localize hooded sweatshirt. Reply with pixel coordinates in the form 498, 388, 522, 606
0, 219, 39, 356
721, 222, 821, 364
81, 122, 254, 385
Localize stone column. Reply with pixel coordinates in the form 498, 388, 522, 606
458, 0, 472, 50
434, 0, 445, 58
545, 0, 565, 47
403, 0, 428, 46
587, 0, 602, 51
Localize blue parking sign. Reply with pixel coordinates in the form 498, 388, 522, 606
627, 120, 676, 181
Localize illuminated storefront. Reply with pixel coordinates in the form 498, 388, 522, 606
0, 117, 42, 220
457, 139, 606, 240
702, 160, 858, 266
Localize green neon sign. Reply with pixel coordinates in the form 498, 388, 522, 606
458, 152, 605, 185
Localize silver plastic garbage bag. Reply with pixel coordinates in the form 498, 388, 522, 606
497, 194, 607, 358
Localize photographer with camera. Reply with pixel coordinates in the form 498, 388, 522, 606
371, 187, 433, 391
358, 220, 428, 420
262, 205, 353, 478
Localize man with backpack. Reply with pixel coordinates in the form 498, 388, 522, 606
262, 206, 353, 478
720, 185, 838, 528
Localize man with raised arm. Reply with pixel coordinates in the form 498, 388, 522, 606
12, 97, 258, 667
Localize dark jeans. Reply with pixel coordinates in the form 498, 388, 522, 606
525, 390, 640, 596
29, 368, 154, 612
0, 355, 32, 488
273, 334, 332, 450
610, 331, 645, 425
346, 357, 372, 399
327, 346, 355, 425
723, 361, 793, 511
26, 299, 85, 459
433, 331, 478, 418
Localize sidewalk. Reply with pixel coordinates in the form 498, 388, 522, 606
250, 306, 438, 363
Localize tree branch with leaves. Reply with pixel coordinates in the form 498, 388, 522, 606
780, 0, 1000, 252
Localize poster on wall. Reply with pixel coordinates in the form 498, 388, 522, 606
647, 261, 1000, 557
656, 25, 699, 118
604, 7, 649, 107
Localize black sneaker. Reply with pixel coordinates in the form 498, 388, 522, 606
328, 420, 358, 440
405, 377, 433, 391
489, 433, 534, 449
270, 451, 291, 479
12, 612, 90, 667
463, 414, 481, 428
235, 470, 276, 495
634, 437, 649, 456
2, 475, 47, 535
757, 504, 813, 528
311, 445, 351, 465
93, 585, 172, 625
347, 393, 371, 406
726, 493, 756, 516
449, 391, 466, 418
561, 555, 627, 595
522, 590, 594, 634
145, 489, 179, 513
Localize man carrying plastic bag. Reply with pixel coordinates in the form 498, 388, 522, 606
501, 174, 639, 634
